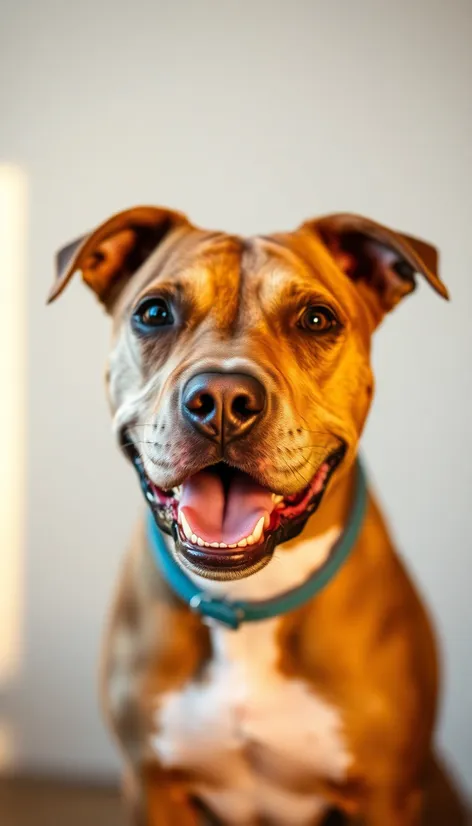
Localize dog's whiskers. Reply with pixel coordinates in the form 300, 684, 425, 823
121, 439, 161, 449
293, 428, 331, 435
285, 444, 331, 453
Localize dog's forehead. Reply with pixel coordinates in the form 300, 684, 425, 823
115, 225, 352, 326
143, 229, 241, 288
179, 230, 337, 292
241, 233, 356, 317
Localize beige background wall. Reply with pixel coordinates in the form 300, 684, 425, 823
1, 0, 471, 792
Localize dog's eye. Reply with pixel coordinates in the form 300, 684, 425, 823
132, 297, 174, 332
298, 305, 339, 334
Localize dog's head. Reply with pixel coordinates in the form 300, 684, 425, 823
49, 206, 447, 580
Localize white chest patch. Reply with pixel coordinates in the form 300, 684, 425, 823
152, 528, 351, 826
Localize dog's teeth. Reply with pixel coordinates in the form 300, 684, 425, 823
180, 512, 193, 541
180, 509, 268, 550
174, 485, 182, 498
252, 516, 265, 543
272, 494, 284, 505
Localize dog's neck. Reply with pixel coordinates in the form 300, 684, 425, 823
184, 464, 357, 603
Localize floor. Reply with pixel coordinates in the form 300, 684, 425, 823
1, 778, 468, 825
0, 778, 348, 826
0, 777, 126, 826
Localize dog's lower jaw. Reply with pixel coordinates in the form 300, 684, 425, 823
170, 519, 276, 581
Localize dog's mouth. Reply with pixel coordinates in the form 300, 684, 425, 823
123, 437, 346, 580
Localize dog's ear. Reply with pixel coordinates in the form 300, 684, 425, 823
48, 205, 189, 307
301, 213, 448, 321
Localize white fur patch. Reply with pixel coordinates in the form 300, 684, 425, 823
153, 528, 351, 826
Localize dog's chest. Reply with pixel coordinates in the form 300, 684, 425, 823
153, 530, 351, 826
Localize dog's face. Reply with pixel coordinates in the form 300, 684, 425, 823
50, 207, 447, 580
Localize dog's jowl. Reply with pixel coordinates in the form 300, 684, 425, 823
50, 207, 467, 825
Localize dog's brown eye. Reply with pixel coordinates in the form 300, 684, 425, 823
132, 297, 174, 332
298, 306, 339, 334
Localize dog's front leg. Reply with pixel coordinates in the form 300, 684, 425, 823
361, 786, 424, 826
123, 763, 199, 826
102, 529, 213, 825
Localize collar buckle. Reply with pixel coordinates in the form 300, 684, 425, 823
189, 592, 244, 630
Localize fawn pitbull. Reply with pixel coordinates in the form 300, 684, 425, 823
49, 207, 467, 825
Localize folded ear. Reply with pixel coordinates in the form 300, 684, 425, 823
48, 205, 189, 307
300, 213, 448, 320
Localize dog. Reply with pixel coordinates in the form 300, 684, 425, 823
49, 206, 468, 825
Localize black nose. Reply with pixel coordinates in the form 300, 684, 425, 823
182, 372, 266, 443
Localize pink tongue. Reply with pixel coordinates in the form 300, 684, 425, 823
179, 469, 275, 545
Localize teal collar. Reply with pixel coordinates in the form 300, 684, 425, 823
147, 458, 367, 630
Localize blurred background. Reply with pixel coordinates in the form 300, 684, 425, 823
1, 0, 471, 819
